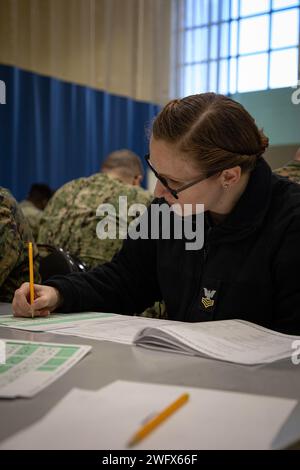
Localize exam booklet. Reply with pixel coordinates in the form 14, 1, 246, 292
132, 319, 300, 365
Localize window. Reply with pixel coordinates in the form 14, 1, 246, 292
179, 0, 300, 95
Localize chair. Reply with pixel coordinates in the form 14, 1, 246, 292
37, 244, 87, 282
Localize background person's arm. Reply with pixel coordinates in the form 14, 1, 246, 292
0, 189, 39, 302
0, 203, 20, 292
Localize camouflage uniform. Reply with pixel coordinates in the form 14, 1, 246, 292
19, 200, 42, 240
274, 161, 300, 184
38, 173, 153, 269
0, 187, 40, 302
141, 300, 168, 320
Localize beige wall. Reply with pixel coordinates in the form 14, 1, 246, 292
0, 0, 173, 104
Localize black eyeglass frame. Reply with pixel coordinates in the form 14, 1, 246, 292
144, 154, 214, 200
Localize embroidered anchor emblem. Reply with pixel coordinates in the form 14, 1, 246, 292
201, 288, 216, 309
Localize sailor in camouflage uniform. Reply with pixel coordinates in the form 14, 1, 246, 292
274, 147, 300, 184
0, 187, 40, 301
38, 150, 153, 269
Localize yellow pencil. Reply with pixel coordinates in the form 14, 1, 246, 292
127, 392, 189, 447
28, 242, 35, 318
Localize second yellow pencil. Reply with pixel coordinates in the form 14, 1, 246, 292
128, 392, 189, 447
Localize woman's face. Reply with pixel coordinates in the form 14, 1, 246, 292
149, 137, 224, 213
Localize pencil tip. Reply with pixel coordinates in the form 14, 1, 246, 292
127, 438, 137, 448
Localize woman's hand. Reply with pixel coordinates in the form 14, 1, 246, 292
12, 283, 62, 317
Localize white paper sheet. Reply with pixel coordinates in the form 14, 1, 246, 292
0, 380, 296, 449
0, 339, 91, 398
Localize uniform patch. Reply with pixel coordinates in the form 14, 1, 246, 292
199, 283, 220, 314
201, 288, 216, 308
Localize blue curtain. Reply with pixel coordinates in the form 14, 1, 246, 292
0, 64, 160, 201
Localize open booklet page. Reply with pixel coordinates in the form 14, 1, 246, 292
133, 319, 300, 365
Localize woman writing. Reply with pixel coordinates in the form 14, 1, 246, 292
13, 93, 300, 334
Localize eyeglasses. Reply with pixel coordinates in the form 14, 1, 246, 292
145, 154, 213, 200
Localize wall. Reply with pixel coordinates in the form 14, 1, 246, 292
232, 87, 300, 169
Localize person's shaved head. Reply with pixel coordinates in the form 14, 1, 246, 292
101, 149, 144, 186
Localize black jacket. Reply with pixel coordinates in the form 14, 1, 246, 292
47, 159, 300, 334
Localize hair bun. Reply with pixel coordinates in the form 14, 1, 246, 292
259, 130, 269, 153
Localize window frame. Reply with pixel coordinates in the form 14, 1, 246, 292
178, 0, 300, 96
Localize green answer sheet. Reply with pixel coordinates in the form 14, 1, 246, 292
0, 339, 91, 398
0, 312, 114, 332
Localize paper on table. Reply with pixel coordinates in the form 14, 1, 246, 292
54, 317, 300, 365
4, 312, 298, 366
53, 315, 178, 345
0, 312, 114, 332
0, 380, 296, 449
133, 319, 300, 365
0, 339, 91, 398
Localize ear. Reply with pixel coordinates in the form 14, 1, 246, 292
132, 175, 143, 186
221, 166, 241, 189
